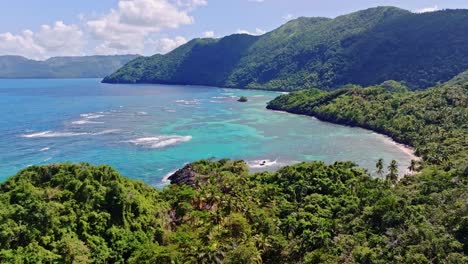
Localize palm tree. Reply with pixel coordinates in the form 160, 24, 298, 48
408, 159, 417, 172
376, 158, 384, 177
386, 160, 399, 185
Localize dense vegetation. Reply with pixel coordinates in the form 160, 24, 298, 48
268, 81, 468, 171
1, 77, 467, 261
103, 7, 468, 91
0, 55, 139, 78
0, 159, 466, 263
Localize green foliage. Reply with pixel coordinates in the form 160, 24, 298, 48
0, 163, 167, 263
103, 7, 468, 91
268, 83, 468, 171
238, 96, 248, 102
1, 159, 466, 263
0, 55, 139, 78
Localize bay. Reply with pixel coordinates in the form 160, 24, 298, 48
0, 79, 416, 187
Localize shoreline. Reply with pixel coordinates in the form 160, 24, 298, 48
101, 79, 296, 93
267, 108, 422, 163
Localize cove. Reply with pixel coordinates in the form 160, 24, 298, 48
0, 79, 416, 187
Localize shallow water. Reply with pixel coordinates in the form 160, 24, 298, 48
0, 79, 415, 187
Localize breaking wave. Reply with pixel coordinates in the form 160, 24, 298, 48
21, 131, 88, 138
126, 135, 192, 149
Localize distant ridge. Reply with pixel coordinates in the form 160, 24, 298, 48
103, 7, 468, 91
0, 54, 140, 78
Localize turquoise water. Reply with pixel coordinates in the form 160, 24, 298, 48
0, 79, 415, 187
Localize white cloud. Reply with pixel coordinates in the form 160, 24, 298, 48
248, 0, 265, 2
0, 0, 205, 58
146, 36, 188, 54
203, 31, 215, 38
236, 28, 266, 36
0, 30, 44, 60
0, 21, 84, 60
283, 14, 294, 20
35, 21, 84, 56
415, 5, 440, 13
176, 0, 208, 10
87, 0, 203, 54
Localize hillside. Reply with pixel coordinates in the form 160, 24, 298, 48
103, 7, 468, 91
267, 82, 468, 171
0, 55, 139, 78
0, 159, 466, 263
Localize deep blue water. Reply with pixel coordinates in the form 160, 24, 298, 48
0, 79, 415, 187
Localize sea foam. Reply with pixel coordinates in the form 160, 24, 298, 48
71, 120, 104, 125
247, 159, 278, 169
127, 135, 192, 149
21, 131, 88, 138
80, 113, 105, 119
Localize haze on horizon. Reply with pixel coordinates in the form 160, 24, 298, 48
0, 0, 467, 60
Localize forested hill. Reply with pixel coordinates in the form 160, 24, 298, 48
0, 55, 139, 78
1, 159, 466, 263
103, 7, 468, 91
267, 82, 468, 171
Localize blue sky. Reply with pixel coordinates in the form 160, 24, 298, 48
0, 0, 467, 59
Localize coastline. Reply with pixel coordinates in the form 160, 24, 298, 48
267, 108, 422, 163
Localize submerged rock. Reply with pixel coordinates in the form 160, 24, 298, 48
168, 164, 198, 186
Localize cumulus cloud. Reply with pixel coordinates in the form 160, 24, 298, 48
415, 5, 440, 13
0, 0, 205, 58
0, 21, 84, 60
203, 31, 215, 38
87, 0, 203, 54
35, 21, 84, 56
236, 28, 266, 36
146, 36, 188, 54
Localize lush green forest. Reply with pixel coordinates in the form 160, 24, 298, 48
1, 77, 467, 263
0, 55, 139, 78
0, 159, 466, 263
267, 81, 468, 171
103, 7, 468, 91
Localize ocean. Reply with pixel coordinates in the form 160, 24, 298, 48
0, 79, 415, 187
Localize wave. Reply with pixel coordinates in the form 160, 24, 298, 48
247, 159, 278, 169
162, 169, 178, 183
21, 131, 88, 138
80, 113, 105, 119
211, 96, 228, 99
175, 99, 200, 105
40, 147, 50, 152
136, 111, 148, 116
71, 120, 104, 125
93, 129, 122, 135
127, 135, 192, 149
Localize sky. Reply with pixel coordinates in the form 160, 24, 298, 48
0, 0, 467, 60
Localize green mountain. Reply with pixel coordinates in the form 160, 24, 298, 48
103, 7, 468, 91
0, 55, 140, 78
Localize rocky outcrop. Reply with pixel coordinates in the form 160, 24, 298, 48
168, 164, 198, 186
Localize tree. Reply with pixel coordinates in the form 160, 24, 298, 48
408, 159, 417, 172
376, 158, 384, 177
386, 160, 399, 185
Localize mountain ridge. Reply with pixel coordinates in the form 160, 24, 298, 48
103, 6, 468, 91
0, 54, 140, 78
